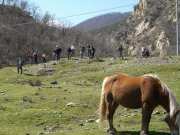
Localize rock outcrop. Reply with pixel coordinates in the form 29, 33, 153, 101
98, 0, 178, 56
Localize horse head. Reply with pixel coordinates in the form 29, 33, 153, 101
163, 109, 180, 135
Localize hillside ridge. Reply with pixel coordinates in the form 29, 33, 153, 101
73, 12, 130, 31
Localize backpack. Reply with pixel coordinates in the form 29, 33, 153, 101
20, 59, 24, 66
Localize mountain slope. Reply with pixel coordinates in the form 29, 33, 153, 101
97, 0, 177, 56
73, 12, 130, 31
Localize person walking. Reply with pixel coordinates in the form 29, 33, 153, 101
28, 50, 33, 64
87, 44, 91, 58
67, 46, 72, 60
117, 44, 124, 59
42, 54, 46, 63
33, 51, 38, 64
70, 44, 75, 57
80, 43, 85, 59
90, 45, 95, 59
55, 45, 62, 60
17, 57, 24, 74
52, 49, 56, 60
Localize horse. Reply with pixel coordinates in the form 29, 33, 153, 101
99, 73, 180, 135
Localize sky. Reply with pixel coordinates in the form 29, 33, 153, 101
28, 0, 139, 25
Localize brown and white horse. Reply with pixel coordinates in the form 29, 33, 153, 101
99, 73, 180, 135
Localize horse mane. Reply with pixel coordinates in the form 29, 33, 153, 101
161, 82, 179, 126
143, 74, 180, 126
143, 74, 159, 79
160, 79, 180, 127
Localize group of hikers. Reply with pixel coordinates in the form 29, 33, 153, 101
17, 43, 96, 74
27, 50, 41, 64
17, 43, 150, 74
116, 45, 150, 59
62, 43, 96, 60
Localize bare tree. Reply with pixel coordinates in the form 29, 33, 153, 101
19, 0, 29, 11
30, 3, 39, 20
1, 0, 5, 5
41, 12, 53, 25
6, 0, 19, 6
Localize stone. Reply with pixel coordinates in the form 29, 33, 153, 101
86, 119, 95, 123
66, 102, 77, 107
79, 123, 84, 126
51, 81, 58, 84
22, 96, 34, 103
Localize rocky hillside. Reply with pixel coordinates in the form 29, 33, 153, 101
97, 0, 178, 56
73, 12, 130, 31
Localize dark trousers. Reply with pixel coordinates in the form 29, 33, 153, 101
17, 66, 22, 74
56, 54, 60, 60
119, 51, 123, 59
34, 57, 38, 64
80, 52, 84, 59
68, 53, 71, 60
71, 50, 75, 57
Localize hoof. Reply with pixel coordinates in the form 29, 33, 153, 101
108, 130, 116, 135
140, 131, 148, 135
107, 128, 117, 135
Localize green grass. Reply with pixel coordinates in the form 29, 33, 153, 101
0, 57, 179, 135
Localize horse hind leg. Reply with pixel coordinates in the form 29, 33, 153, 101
106, 92, 118, 135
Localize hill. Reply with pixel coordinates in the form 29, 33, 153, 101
0, 4, 59, 67
0, 56, 180, 134
96, 0, 178, 56
73, 12, 130, 31
0, 2, 91, 67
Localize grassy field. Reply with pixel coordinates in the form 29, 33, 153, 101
0, 57, 180, 135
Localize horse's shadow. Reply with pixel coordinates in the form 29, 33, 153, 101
116, 131, 170, 135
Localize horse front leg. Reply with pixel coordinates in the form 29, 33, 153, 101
140, 103, 154, 135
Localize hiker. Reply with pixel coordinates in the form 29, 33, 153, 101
87, 44, 91, 58
90, 45, 95, 59
17, 57, 24, 74
42, 54, 46, 63
80, 43, 85, 59
141, 46, 150, 58
55, 45, 62, 60
70, 44, 75, 57
28, 50, 33, 64
52, 49, 56, 60
117, 44, 124, 59
67, 46, 72, 60
33, 51, 38, 64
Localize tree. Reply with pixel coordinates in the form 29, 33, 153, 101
1, 0, 5, 5
19, 0, 29, 11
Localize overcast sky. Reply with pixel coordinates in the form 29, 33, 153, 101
28, 0, 139, 25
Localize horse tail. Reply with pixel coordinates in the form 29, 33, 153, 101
99, 77, 109, 123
